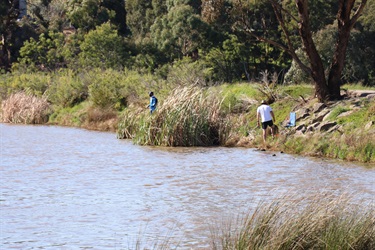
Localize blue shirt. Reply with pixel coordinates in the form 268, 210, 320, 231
150, 96, 157, 113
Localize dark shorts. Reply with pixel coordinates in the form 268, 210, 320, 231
262, 120, 274, 129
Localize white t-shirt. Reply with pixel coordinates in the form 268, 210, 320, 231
257, 104, 273, 122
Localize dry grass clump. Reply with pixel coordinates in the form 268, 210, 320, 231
1, 92, 51, 124
139, 86, 231, 146
211, 194, 375, 250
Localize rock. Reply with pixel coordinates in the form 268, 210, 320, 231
322, 110, 334, 121
319, 122, 337, 132
365, 121, 374, 130
337, 110, 355, 118
367, 94, 375, 100
306, 125, 314, 132
350, 90, 375, 97
295, 124, 306, 131
312, 109, 330, 123
327, 124, 342, 133
313, 103, 326, 113
296, 109, 310, 121
307, 122, 320, 132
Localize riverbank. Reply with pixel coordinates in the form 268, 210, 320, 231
1, 78, 374, 163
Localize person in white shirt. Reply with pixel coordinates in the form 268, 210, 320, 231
257, 100, 276, 143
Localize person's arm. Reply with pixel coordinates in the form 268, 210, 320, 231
270, 110, 276, 123
257, 111, 260, 127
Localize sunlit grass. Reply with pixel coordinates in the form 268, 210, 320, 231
211, 194, 375, 250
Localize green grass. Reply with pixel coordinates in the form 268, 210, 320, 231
342, 83, 375, 90
280, 83, 314, 99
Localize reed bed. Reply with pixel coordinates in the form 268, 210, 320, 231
1, 91, 51, 124
210, 194, 375, 250
118, 86, 231, 146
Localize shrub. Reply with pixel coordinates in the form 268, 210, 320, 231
46, 70, 89, 108
1, 92, 51, 124
88, 69, 126, 109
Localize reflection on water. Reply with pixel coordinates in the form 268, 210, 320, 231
1, 124, 374, 249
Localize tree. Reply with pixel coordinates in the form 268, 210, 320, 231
150, 3, 208, 59
125, 0, 154, 40
67, 0, 126, 33
0, 0, 19, 71
79, 22, 128, 69
17, 32, 65, 71
233, 0, 368, 102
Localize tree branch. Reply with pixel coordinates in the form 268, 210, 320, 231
350, 0, 367, 28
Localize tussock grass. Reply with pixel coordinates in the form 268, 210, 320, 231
1, 92, 51, 124
118, 86, 231, 146
211, 194, 375, 250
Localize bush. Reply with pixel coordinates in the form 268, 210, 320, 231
46, 70, 89, 108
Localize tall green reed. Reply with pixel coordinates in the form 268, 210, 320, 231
118, 86, 231, 146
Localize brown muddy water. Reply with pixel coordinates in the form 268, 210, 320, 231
1, 124, 374, 249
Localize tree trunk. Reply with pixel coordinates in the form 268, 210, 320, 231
327, 29, 351, 100
295, 0, 330, 102
327, 0, 367, 100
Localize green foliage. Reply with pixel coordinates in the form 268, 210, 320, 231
16, 32, 66, 71
88, 69, 127, 109
285, 23, 375, 86
125, 0, 155, 40
150, 3, 207, 59
216, 83, 258, 114
204, 34, 251, 82
45, 70, 89, 108
66, 0, 114, 31
5, 72, 51, 97
79, 23, 128, 69
360, 0, 375, 32
166, 57, 212, 86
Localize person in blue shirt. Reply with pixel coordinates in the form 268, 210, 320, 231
147, 91, 158, 114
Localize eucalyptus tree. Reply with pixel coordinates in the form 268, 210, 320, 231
232, 0, 368, 102
150, 2, 209, 60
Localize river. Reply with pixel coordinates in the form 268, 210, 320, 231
1, 124, 374, 249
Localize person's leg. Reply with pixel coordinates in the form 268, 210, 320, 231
270, 125, 275, 139
262, 129, 267, 142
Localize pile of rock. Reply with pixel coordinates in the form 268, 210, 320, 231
282, 90, 375, 136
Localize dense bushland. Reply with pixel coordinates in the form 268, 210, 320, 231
2, 1, 375, 87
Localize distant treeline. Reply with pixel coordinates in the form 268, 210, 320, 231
1, 0, 374, 86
